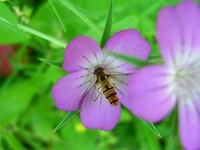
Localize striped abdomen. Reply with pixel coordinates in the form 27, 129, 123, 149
102, 82, 118, 106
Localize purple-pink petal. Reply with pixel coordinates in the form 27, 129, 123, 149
128, 65, 176, 122
80, 95, 121, 131
178, 100, 200, 150
62, 36, 103, 72
52, 70, 93, 111
104, 29, 150, 60
103, 29, 151, 74
157, 0, 200, 65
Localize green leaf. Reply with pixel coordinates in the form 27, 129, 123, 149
38, 58, 63, 68
0, 16, 28, 44
0, 125, 5, 150
48, 0, 66, 32
140, 1, 162, 17
100, 0, 113, 48
148, 55, 163, 64
0, 2, 28, 44
4, 130, 26, 150
57, 0, 102, 35
0, 77, 43, 125
139, 117, 162, 138
18, 24, 66, 48
53, 111, 77, 132
136, 118, 161, 150
0, 15, 66, 48
110, 52, 149, 68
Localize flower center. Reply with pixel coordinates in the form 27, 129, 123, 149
174, 62, 200, 101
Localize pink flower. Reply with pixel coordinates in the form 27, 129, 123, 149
128, 1, 200, 149
52, 29, 150, 130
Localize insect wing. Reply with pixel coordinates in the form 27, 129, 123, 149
79, 83, 102, 111
110, 73, 130, 107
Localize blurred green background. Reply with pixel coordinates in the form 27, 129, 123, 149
0, 0, 186, 149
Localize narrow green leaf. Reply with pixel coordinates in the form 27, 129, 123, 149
0, 15, 28, 44
0, 77, 43, 125
53, 112, 77, 132
110, 52, 149, 68
170, 105, 178, 136
141, 1, 162, 17
0, 72, 17, 93
18, 24, 66, 48
38, 58, 63, 68
0, 15, 66, 48
148, 55, 163, 64
138, 117, 162, 138
48, 0, 66, 32
100, 0, 113, 48
0, 125, 4, 150
0, 141, 4, 150
57, 0, 102, 35
4, 130, 26, 150
148, 55, 162, 60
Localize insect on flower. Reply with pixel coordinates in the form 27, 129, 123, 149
94, 66, 118, 106
52, 29, 151, 130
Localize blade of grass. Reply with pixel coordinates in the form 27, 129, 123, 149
0, 125, 4, 150
4, 130, 26, 150
141, 1, 162, 17
57, 0, 102, 35
53, 111, 77, 132
110, 52, 149, 68
138, 117, 162, 138
18, 24, 66, 48
38, 58, 63, 68
100, 0, 113, 48
148, 55, 163, 64
48, 0, 66, 32
0, 15, 66, 48
0, 15, 28, 38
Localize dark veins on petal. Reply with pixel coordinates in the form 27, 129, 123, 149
93, 52, 100, 64
103, 48, 129, 65
114, 85, 126, 96
147, 81, 173, 92
82, 55, 95, 66
75, 74, 90, 80
109, 63, 128, 70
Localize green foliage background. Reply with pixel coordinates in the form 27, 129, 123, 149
0, 0, 184, 149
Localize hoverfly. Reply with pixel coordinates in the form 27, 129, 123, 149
94, 66, 118, 106
77, 50, 130, 109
